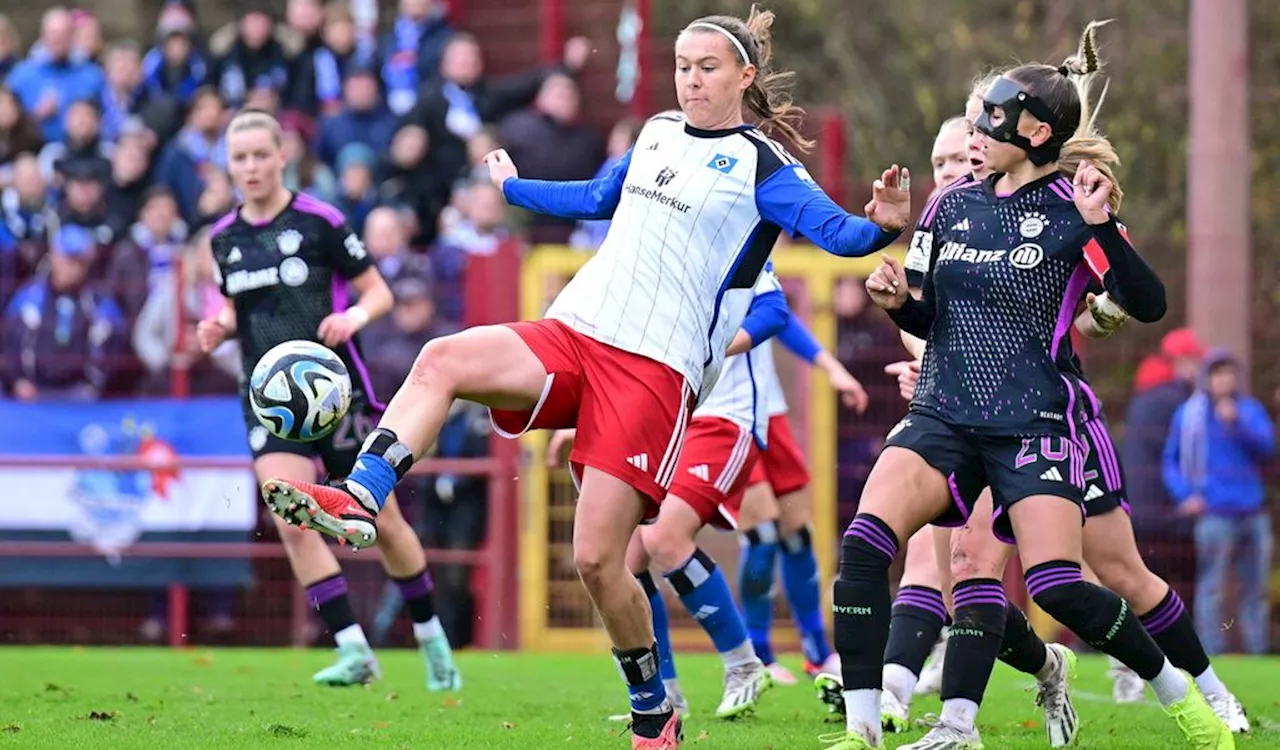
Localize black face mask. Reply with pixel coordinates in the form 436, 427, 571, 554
974, 77, 1068, 167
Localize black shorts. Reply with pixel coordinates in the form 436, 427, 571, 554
242, 389, 381, 478
1078, 415, 1129, 518
885, 409, 1085, 543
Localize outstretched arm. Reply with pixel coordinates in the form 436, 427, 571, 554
755, 164, 908, 258
493, 148, 632, 220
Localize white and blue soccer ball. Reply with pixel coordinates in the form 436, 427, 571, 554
249, 340, 352, 442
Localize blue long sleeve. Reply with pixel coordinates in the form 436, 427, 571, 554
740, 290, 788, 348
1235, 399, 1275, 460
776, 312, 822, 363
755, 165, 899, 257
1162, 407, 1193, 503
501, 148, 632, 221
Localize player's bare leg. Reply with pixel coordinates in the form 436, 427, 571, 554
262, 325, 550, 546
1086, 508, 1249, 732
774, 487, 839, 680
644, 498, 771, 720
735, 483, 795, 684
375, 494, 460, 691
609, 531, 688, 722
257, 453, 380, 686
576, 468, 683, 746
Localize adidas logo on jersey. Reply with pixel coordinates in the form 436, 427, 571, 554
1040, 467, 1064, 482
227, 247, 243, 263
951, 218, 971, 232
627, 454, 650, 472
688, 464, 711, 482
1085, 484, 1105, 501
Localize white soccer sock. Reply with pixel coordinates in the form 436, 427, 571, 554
412, 615, 445, 642
1193, 665, 1229, 699
1034, 645, 1059, 683
334, 624, 369, 649
940, 698, 980, 731
842, 688, 882, 743
721, 640, 758, 669
1148, 659, 1190, 706
663, 677, 683, 696
882, 663, 918, 706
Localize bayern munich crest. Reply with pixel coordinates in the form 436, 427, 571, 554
277, 229, 303, 256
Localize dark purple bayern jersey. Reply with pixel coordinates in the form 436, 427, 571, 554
209, 193, 377, 393
899, 172, 1112, 436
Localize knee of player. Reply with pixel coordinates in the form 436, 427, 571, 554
1092, 556, 1154, 602
949, 534, 1007, 581
640, 523, 696, 574
410, 335, 464, 389
573, 539, 621, 587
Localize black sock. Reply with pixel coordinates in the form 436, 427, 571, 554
940, 579, 1007, 704
392, 569, 438, 625
1140, 588, 1211, 677
305, 574, 357, 635
884, 586, 947, 675
999, 602, 1049, 675
834, 514, 900, 691
1026, 561, 1164, 679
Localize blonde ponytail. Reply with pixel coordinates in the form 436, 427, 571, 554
1057, 20, 1124, 212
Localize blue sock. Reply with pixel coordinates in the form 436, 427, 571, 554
739, 521, 780, 665
613, 644, 669, 714
347, 454, 396, 509
781, 526, 832, 665
637, 572, 678, 680
665, 548, 749, 655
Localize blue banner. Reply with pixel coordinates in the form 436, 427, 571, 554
0, 397, 257, 588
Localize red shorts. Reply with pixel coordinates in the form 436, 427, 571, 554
489, 319, 694, 506
667, 416, 760, 531
747, 413, 811, 496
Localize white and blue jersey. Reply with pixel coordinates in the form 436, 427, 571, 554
501, 112, 899, 405
695, 268, 787, 447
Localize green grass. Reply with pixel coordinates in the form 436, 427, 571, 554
0, 648, 1276, 749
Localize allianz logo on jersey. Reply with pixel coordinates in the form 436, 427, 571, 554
937, 240, 1044, 270
225, 254, 311, 295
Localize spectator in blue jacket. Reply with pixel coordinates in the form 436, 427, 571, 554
1163, 347, 1275, 654
153, 88, 226, 225
5, 8, 104, 144
379, 0, 454, 116
314, 64, 397, 170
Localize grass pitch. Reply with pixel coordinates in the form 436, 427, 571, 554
1, 648, 1276, 749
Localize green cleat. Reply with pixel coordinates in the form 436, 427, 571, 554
312, 642, 380, 686
817, 730, 877, 749
420, 633, 462, 691
1166, 678, 1234, 749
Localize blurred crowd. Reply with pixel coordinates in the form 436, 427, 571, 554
0, 0, 618, 404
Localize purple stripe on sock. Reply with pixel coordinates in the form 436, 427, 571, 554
846, 526, 896, 561
894, 588, 949, 620
954, 595, 1009, 608
1140, 592, 1186, 635
848, 517, 900, 559
395, 572, 434, 601
1026, 570, 1084, 598
1025, 568, 1083, 589
306, 576, 349, 607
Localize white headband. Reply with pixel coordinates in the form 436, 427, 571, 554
687, 22, 751, 65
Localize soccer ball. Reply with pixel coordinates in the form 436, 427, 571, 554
249, 340, 352, 442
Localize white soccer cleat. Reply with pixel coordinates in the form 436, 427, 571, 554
1033, 644, 1079, 748
914, 629, 948, 695
881, 688, 911, 733
900, 714, 983, 749
814, 672, 845, 720
1206, 692, 1250, 734
715, 661, 771, 719
1107, 657, 1146, 704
